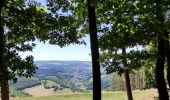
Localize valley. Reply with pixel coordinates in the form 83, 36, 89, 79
8, 61, 159, 100
8, 61, 111, 97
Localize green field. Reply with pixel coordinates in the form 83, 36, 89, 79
11, 90, 157, 100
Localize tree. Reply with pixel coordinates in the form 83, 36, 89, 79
97, 1, 151, 100
0, 0, 83, 100
98, 0, 170, 99
87, 0, 101, 100
138, 0, 170, 99
46, 0, 170, 99
46, 1, 102, 100
100, 40, 148, 100
0, 1, 43, 99
143, 59, 157, 89
153, 0, 169, 99
143, 43, 157, 89
122, 47, 133, 100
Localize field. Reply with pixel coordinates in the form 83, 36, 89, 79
24, 85, 55, 96
7, 61, 159, 100
11, 89, 158, 100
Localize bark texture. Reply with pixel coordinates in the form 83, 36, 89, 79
122, 47, 133, 100
87, 1, 101, 100
1, 81, 9, 100
156, 37, 169, 100
0, 1, 9, 100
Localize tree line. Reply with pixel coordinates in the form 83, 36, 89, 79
0, 0, 170, 100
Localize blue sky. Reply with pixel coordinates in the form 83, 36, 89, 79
20, 0, 91, 61
20, 36, 91, 61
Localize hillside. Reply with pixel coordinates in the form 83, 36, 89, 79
8, 61, 160, 100
9, 61, 112, 97
34, 61, 111, 90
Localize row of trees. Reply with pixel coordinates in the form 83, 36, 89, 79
0, 0, 170, 100
110, 70, 144, 91
98, 0, 170, 100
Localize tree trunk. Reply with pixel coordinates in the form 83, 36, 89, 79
154, 0, 169, 99
166, 45, 170, 91
1, 81, 9, 100
164, 30, 170, 90
87, 1, 101, 100
122, 47, 133, 100
156, 37, 169, 100
0, 1, 9, 100
0, 0, 4, 79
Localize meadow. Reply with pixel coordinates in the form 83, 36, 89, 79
11, 89, 157, 100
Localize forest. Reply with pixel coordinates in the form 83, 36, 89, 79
0, 0, 170, 100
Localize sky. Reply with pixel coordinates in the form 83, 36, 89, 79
23, 0, 144, 61
20, 36, 91, 61
22, 0, 140, 61
20, 0, 91, 61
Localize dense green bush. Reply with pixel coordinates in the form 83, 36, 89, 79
41, 75, 71, 87
9, 77, 41, 91
9, 89, 31, 97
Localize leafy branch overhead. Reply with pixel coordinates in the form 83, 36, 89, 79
0, 0, 84, 82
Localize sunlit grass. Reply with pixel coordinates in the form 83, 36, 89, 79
11, 89, 158, 100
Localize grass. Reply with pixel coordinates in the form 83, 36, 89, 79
11, 89, 158, 100
55, 88, 72, 94
24, 85, 73, 97
11, 93, 125, 100
23, 85, 54, 96
45, 80, 60, 87
9, 89, 31, 97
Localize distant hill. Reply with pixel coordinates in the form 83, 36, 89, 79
35, 61, 92, 78
34, 61, 111, 90
9, 61, 112, 97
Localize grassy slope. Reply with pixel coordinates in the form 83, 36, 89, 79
11, 89, 158, 100
45, 80, 60, 87
10, 77, 40, 91
24, 84, 73, 97
24, 85, 55, 96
